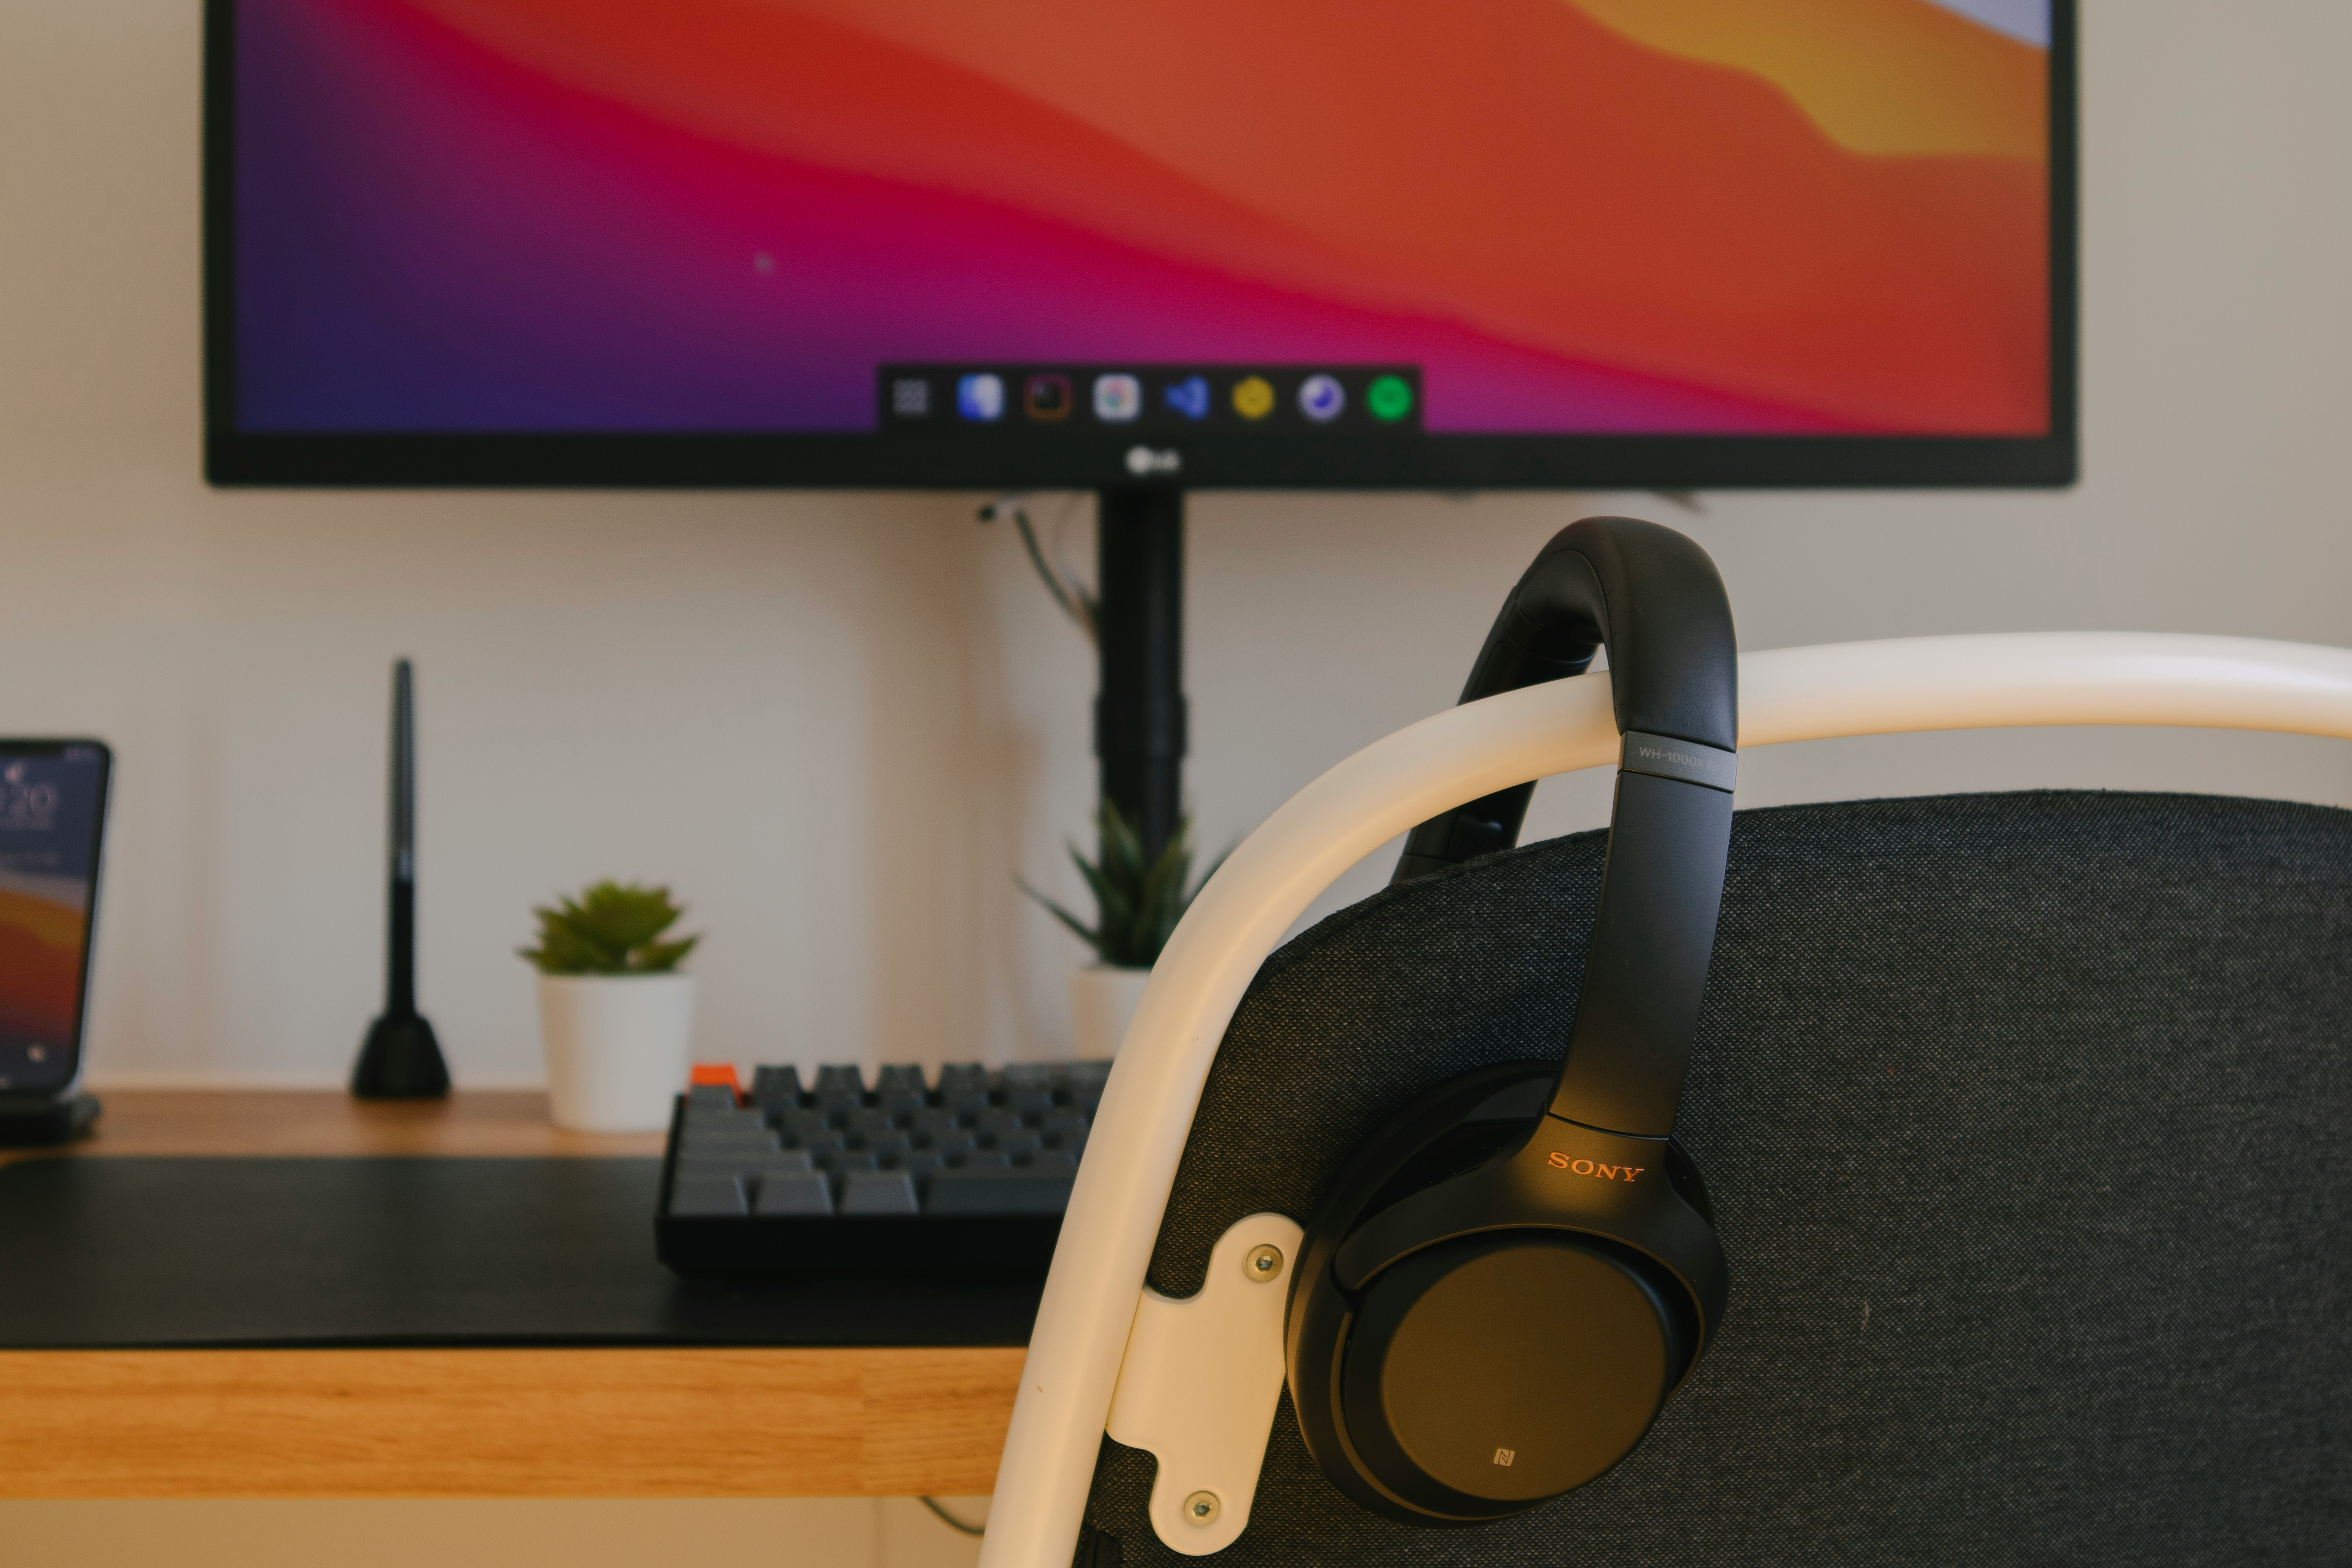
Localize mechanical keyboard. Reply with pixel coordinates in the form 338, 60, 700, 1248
655, 1060, 1110, 1281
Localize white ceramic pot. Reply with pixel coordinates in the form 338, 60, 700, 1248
1069, 964, 1151, 1060
536, 973, 696, 1132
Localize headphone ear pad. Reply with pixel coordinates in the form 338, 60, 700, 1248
1338, 1232, 1693, 1514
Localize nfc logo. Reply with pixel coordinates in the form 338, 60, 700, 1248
1492, 1448, 1516, 1467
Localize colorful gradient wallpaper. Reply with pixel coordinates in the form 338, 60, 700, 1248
232, 0, 2053, 436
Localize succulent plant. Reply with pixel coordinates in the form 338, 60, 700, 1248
1022, 800, 1224, 969
519, 880, 699, 976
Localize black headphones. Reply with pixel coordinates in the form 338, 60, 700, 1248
1286, 516, 1739, 1523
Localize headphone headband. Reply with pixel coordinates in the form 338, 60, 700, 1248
1396, 517, 1738, 1137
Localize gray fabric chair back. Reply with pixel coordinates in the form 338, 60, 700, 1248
1079, 790, 2351, 1565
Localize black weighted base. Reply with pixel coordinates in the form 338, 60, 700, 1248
350, 1009, 450, 1099
0, 1091, 101, 1147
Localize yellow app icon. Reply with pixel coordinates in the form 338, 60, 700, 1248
1231, 375, 1274, 421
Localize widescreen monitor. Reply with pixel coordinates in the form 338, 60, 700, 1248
205, 0, 2075, 488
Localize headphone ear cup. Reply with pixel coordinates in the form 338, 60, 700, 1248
1337, 1232, 1695, 1514
1287, 1064, 1568, 1522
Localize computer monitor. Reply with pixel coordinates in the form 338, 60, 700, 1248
203, 0, 2075, 490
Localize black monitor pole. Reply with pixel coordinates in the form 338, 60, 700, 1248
1094, 487, 1186, 860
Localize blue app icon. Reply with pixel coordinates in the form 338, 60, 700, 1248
957, 373, 1005, 422
1298, 373, 1346, 423
1163, 376, 1210, 421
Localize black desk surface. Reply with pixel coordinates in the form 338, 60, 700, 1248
0, 1156, 1041, 1350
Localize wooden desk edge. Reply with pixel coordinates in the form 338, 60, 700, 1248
0, 1346, 1025, 1499
0, 1089, 666, 1165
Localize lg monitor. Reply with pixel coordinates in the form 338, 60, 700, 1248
204, 0, 2075, 491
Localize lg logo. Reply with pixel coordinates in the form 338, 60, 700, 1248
1125, 445, 1181, 475
1548, 1152, 1645, 1182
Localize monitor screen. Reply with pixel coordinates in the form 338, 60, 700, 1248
205, 0, 2074, 488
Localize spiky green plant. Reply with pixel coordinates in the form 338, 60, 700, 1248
519, 880, 699, 976
1022, 800, 1225, 968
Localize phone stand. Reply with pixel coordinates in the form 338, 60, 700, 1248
0, 1091, 102, 1147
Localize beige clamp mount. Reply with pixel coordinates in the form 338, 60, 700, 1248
1104, 1211, 1304, 1555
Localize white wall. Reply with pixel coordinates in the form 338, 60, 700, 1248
2, 1, 2347, 1093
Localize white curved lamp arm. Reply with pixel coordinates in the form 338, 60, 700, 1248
979, 632, 2352, 1566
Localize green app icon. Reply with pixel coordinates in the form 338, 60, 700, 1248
1367, 374, 1414, 423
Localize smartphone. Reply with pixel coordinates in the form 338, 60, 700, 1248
0, 740, 112, 1096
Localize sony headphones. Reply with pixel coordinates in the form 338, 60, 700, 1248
1285, 515, 1739, 1524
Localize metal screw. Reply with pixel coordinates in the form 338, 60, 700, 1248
1182, 1490, 1221, 1527
1244, 1243, 1285, 1283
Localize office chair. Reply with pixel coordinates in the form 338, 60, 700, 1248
981, 628, 2352, 1567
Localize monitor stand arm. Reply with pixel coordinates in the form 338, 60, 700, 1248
1095, 487, 1187, 861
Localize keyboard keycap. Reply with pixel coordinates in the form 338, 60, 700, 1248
670, 1173, 749, 1216
874, 1064, 928, 1114
936, 1063, 991, 1116
680, 1115, 774, 1137
926, 1166, 1077, 1216
1002, 1063, 1055, 1113
683, 1103, 765, 1125
813, 1064, 866, 1110
840, 1169, 920, 1215
731, 1149, 816, 1176
674, 1150, 813, 1186
686, 1083, 738, 1112
753, 1171, 833, 1216
682, 1123, 781, 1161
776, 1109, 833, 1142
749, 1065, 804, 1107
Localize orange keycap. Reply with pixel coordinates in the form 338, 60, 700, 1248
689, 1063, 741, 1102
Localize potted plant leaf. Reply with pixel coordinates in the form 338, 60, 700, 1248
520, 880, 700, 1132
1023, 802, 1224, 1059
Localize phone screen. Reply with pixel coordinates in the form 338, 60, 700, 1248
0, 742, 111, 1095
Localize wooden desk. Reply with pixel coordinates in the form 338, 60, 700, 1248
0, 1087, 664, 1165
0, 1092, 1025, 1499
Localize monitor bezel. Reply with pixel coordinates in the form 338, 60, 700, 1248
201, 0, 2077, 491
